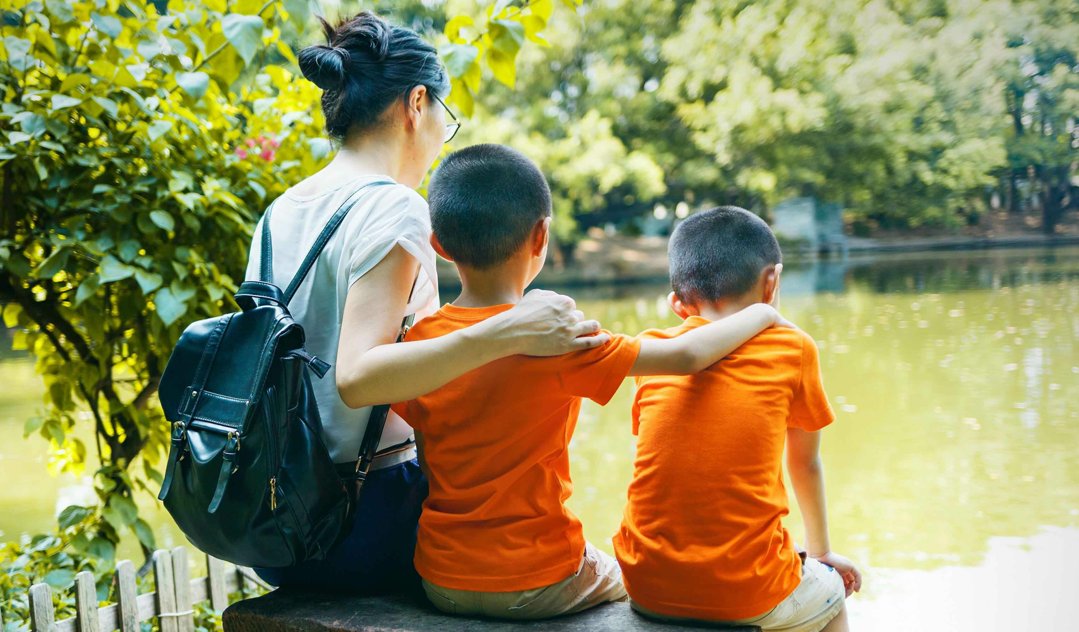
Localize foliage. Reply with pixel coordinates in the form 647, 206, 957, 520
0, 0, 559, 626
1000, 0, 1079, 232
463, 0, 1075, 235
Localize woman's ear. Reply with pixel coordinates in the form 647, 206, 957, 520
667, 291, 696, 319
405, 84, 428, 130
531, 217, 551, 257
431, 234, 453, 262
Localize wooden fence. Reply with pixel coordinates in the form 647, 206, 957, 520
6, 546, 266, 632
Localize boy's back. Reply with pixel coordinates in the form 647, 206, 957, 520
615, 318, 834, 621
393, 303, 640, 592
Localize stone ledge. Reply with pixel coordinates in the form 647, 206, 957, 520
223, 589, 762, 631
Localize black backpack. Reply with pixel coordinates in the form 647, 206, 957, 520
156, 180, 413, 568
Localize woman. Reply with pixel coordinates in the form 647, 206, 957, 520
245, 12, 606, 592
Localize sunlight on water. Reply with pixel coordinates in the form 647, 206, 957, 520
1, 247, 1077, 628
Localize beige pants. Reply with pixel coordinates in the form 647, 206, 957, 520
422, 542, 627, 620
632, 557, 845, 632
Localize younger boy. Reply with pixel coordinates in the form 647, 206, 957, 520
391, 145, 786, 620
614, 207, 862, 631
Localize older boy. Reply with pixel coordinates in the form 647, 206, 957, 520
614, 206, 862, 632
391, 145, 786, 620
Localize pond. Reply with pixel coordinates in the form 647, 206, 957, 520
2, 246, 1078, 630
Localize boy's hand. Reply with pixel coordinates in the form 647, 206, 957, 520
812, 551, 862, 596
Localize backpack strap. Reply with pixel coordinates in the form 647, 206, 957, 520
351, 276, 419, 498
280, 180, 393, 306
158, 313, 234, 503
258, 201, 275, 283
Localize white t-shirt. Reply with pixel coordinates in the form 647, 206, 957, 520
245, 174, 439, 463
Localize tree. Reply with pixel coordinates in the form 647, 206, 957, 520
659, 0, 1012, 229
1000, 0, 1079, 233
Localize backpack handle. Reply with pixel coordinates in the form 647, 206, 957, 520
257, 180, 393, 306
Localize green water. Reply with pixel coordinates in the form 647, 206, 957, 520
2, 247, 1078, 628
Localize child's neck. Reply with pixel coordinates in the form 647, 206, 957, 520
695, 297, 758, 322
453, 264, 528, 308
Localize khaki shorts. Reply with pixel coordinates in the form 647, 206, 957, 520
632, 557, 845, 632
422, 542, 627, 620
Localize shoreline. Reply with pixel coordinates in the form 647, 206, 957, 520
437, 232, 1079, 291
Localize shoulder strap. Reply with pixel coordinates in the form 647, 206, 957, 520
281, 180, 392, 305
352, 276, 419, 494
258, 202, 275, 283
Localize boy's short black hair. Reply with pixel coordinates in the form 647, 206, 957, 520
428, 144, 552, 269
669, 206, 782, 305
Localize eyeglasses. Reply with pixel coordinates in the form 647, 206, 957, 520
431, 92, 461, 143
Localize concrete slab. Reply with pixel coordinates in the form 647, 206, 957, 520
223, 589, 762, 631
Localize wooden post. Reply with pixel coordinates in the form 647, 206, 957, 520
170, 547, 195, 632
206, 555, 229, 612
28, 582, 55, 632
74, 571, 100, 632
152, 550, 179, 632
114, 560, 139, 632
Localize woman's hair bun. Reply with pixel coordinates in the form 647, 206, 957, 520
299, 11, 449, 141
345, 12, 392, 62
297, 44, 350, 91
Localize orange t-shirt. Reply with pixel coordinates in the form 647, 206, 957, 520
614, 316, 834, 621
391, 303, 641, 592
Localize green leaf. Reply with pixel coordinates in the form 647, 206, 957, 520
176, 71, 210, 99
99, 255, 136, 283
154, 287, 189, 326
15, 112, 47, 135
441, 44, 480, 78
486, 48, 517, 88
133, 519, 156, 552
150, 210, 175, 232
92, 96, 118, 118
35, 247, 70, 278
91, 12, 123, 39
57, 505, 94, 530
75, 274, 100, 306
87, 536, 116, 563
23, 416, 44, 437
3, 36, 32, 71
103, 495, 137, 529
44, 569, 76, 590
221, 14, 265, 65
8, 131, 32, 144
135, 269, 163, 293
116, 241, 138, 263
148, 120, 172, 142
51, 95, 82, 110
43, 418, 65, 444
490, 20, 525, 55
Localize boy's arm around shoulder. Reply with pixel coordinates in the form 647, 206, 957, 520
629, 303, 785, 376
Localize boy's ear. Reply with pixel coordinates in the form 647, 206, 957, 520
431, 234, 454, 262
531, 216, 551, 257
667, 291, 696, 319
762, 263, 782, 305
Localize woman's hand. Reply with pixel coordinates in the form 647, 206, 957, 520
487, 289, 609, 356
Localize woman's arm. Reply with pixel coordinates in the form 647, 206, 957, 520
336, 246, 607, 408
628, 303, 783, 376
